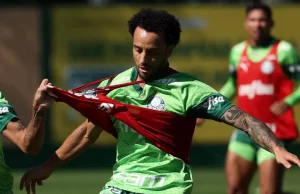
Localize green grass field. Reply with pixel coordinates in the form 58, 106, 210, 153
12, 168, 300, 194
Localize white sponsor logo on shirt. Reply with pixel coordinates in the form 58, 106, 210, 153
113, 172, 166, 188
98, 103, 114, 112
238, 80, 274, 99
208, 96, 225, 110
69, 89, 99, 100
0, 107, 9, 114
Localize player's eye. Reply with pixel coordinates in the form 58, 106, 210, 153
136, 49, 143, 54
147, 49, 159, 55
134, 47, 143, 54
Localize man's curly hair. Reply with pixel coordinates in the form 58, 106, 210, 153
246, 2, 272, 20
128, 8, 181, 46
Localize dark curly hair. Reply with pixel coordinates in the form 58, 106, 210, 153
246, 2, 272, 20
128, 8, 181, 46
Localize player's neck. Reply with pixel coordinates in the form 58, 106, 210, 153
249, 36, 273, 47
137, 63, 170, 86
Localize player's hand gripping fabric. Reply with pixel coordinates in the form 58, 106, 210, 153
270, 100, 291, 116
33, 79, 54, 110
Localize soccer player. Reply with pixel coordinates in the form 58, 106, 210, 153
0, 79, 52, 194
219, 3, 300, 194
20, 8, 300, 194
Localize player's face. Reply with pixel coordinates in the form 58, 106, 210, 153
245, 9, 273, 41
133, 26, 173, 81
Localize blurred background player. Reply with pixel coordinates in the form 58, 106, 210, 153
0, 80, 52, 194
219, 3, 300, 194
19, 8, 300, 194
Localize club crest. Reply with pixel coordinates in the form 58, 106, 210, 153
147, 96, 166, 111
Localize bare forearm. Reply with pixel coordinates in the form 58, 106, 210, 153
23, 106, 47, 151
221, 106, 282, 153
56, 125, 92, 163
42, 127, 89, 171
46, 121, 101, 170
284, 84, 300, 106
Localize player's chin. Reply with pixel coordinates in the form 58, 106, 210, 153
251, 32, 264, 41
138, 71, 152, 81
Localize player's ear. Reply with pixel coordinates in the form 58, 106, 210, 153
270, 19, 274, 28
167, 44, 174, 58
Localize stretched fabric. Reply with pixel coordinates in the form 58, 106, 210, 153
47, 75, 196, 163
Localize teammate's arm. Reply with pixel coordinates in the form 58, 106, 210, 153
273, 82, 300, 116
282, 44, 300, 104
219, 64, 236, 100
284, 83, 300, 106
271, 43, 300, 115
20, 119, 103, 194
1, 79, 52, 154
49, 120, 102, 167
219, 47, 239, 100
220, 105, 300, 168
3, 109, 46, 155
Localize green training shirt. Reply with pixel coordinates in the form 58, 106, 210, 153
0, 92, 18, 190
99, 67, 234, 194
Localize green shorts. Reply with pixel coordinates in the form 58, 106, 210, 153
99, 186, 141, 194
228, 130, 290, 165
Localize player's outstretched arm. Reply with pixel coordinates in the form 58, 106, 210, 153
220, 105, 300, 169
20, 119, 103, 194
196, 73, 237, 127
3, 79, 53, 154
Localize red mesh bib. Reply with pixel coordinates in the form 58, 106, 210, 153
47, 75, 196, 163
237, 41, 298, 140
